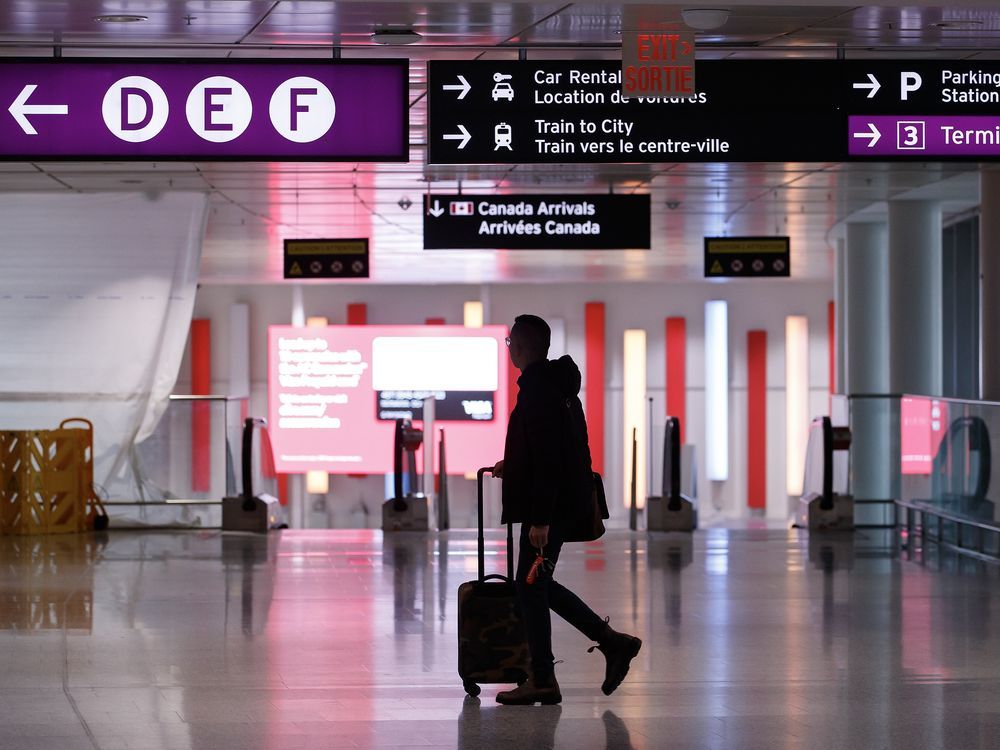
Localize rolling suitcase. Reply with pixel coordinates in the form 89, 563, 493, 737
457, 467, 530, 697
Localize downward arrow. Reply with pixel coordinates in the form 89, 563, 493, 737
852, 73, 881, 99
852, 122, 881, 148
9, 84, 69, 135
428, 199, 445, 217
442, 75, 472, 100
443, 124, 472, 150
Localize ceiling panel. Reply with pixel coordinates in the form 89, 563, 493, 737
0, 2, 991, 285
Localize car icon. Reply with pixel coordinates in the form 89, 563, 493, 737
492, 82, 514, 101
494, 122, 513, 151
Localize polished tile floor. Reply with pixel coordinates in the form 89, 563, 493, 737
0, 527, 997, 750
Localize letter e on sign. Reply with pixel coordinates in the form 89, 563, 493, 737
186, 76, 253, 143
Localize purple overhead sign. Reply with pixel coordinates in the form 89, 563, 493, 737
848, 115, 1000, 158
0, 60, 408, 160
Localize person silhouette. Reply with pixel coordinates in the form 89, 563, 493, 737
492, 314, 642, 706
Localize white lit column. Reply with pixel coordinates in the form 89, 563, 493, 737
785, 316, 809, 496
888, 200, 943, 395
623, 330, 647, 510
845, 221, 891, 503
981, 169, 1000, 400
704, 301, 728, 481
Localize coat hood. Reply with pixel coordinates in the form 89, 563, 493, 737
548, 355, 582, 398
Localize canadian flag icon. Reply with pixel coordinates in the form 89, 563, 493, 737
449, 201, 475, 216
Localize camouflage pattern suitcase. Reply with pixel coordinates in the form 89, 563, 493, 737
457, 467, 530, 697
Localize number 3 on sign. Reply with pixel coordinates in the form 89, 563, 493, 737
897, 121, 925, 151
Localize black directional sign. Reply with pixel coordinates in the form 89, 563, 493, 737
843, 61, 1000, 158
423, 194, 650, 250
429, 60, 1000, 164
284, 239, 369, 279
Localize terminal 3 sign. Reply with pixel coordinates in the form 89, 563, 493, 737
0, 59, 408, 160
429, 60, 1000, 163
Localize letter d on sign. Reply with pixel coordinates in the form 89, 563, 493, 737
102, 76, 169, 143
901, 71, 922, 100
122, 88, 154, 130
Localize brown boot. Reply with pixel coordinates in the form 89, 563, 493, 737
589, 620, 642, 696
496, 673, 562, 705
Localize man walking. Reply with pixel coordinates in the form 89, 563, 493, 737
493, 314, 642, 705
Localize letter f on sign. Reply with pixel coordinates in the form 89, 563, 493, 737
290, 88, 317, 131
900, 72, 922, 101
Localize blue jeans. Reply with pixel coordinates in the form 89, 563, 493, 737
515, 523, 607, 681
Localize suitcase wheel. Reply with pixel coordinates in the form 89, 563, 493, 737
463, 681, 481, 697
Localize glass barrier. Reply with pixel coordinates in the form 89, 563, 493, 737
900, 395, 998, 530
103, 395, 247, 528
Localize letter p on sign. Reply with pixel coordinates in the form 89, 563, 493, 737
901, 71, 922, 100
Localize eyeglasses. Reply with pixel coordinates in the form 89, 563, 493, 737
504, 337, 511, 348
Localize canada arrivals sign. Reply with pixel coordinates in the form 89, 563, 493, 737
422, 194, 650, 250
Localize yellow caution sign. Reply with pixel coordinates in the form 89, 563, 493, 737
289, 261, 303, 276
710, 260, 724, 274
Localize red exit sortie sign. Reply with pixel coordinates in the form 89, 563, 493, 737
621, 6, 696, 99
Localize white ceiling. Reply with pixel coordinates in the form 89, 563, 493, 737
0, 2, 993, 284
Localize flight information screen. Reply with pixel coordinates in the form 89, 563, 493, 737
267, 325, 509, 474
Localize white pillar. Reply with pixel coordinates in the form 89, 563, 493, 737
845, 222, 888, 395
888, 200, 942, 396
980, 170, 1000, 400
845, 221, 890, 502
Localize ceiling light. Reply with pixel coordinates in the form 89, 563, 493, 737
931, 20, 985, 30
372, 28, 422, 45
680, 8, 730, 31
93, 14, 148, 23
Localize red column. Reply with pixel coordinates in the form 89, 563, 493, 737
347, 303, 367, 325
747, 330, 767, 510
665, 317, 687, 442
190, 319, 211, 493
585, 302, 605, 475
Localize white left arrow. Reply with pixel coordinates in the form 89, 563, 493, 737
9, 85, 69, 135
852, 122, 881, 148
442, 75, 471, 100
427, 199, 445, 217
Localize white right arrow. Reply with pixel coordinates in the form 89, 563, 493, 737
442, 75, 472, 100
852, 73, 881, 99
9, 84, 69, 135
852, 122, 881, 148
443, 124, 472, 150
427, 199, 445, 217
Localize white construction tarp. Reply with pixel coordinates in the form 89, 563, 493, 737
0, 191, 208, 501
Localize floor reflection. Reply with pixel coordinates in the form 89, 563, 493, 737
458, 697, 561, 748
221, 532, 278, 636
457, 699, 639, 750
0, 532, 106, 632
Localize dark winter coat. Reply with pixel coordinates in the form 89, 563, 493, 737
500, 355, 594, 528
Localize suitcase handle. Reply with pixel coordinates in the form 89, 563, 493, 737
477, 466, 515, 583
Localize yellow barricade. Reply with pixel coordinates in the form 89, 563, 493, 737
0, 418, 104, 535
